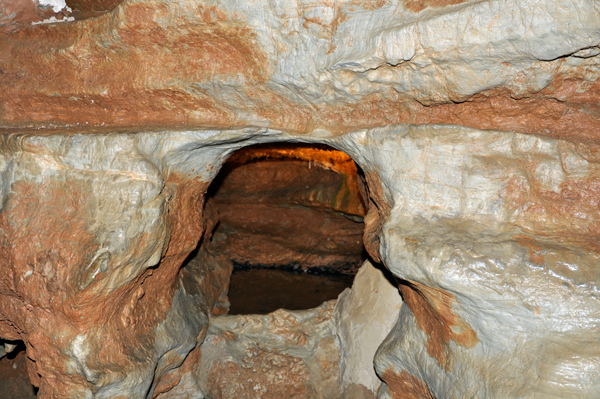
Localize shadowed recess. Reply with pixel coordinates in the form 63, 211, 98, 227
205, 143, 368, 314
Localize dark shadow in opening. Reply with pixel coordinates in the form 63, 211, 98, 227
66, 0, 123, 20
0, 339, 38, 399
205, 142, 370, 315
371, 259, 399, 289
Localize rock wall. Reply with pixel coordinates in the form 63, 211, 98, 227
3, 0, 600, 140
1, 0, 600, 397
337, 125, 600, 398
1, 125, 599, 398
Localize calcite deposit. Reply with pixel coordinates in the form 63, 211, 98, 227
335, 261, 402, 398
1, 0, 600, 397
3, 0, 600, 140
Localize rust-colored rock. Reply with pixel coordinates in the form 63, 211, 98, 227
403, 0, 467, 13
2, 0, 600, 143
380, 369, 435, 399
207, 349, 311, 399
398, 282, 478, 371
209, 144, 367, 272
0, 132, 231, 397
360, 171, 390, 264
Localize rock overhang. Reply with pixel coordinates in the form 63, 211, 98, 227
2, 0, 600, 140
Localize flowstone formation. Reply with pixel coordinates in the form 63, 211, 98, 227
1, 0, 600, 398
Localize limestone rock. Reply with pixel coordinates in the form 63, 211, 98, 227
0, 128, 262, 397
336, 124, 600, 398
1, 0, 600, 397
1, 123, 600, 398
334, 261, 403, 397
2, 0, 600, 140
194, 301, 342, 399
1, 123, 600, 397
208, 144, 366, 273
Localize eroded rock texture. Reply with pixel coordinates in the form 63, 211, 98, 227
156, 260, 401, 399
2, 0, 600, 140
196, 302, 341, 399
1, 0, 600, 397
338, 125, 600, 398
2, 125, 599, 398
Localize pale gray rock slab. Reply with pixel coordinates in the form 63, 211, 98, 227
334, 260, 402, 396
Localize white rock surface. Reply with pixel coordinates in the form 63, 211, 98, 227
334, 260, 402, 397
37, 0, 67, 13
336, 124, 600, 398
170, 0, 600, 106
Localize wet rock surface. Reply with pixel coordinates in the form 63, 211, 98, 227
0, 124, 600, 397
339, 125, 600, 398
0, 124, 599, 397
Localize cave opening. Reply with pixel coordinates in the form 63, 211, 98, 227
65, 0, 124, 20
204, 143, 369, 315
0, 339, 37, 399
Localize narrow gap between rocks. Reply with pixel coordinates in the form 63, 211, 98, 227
66, 0, 124, 20
0, 339, 37, 399
204, 143, 369, 315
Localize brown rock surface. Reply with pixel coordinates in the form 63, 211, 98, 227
207, 349, 311, 399
208, 144, 367, 273
379, 369, 434, 399
1, 0, 599, 142
227, 268, 351, 315
398, 281, 478, 371
0, 349, 38, 399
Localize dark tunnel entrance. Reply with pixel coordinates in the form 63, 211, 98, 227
0, 339, 37, 399
205, 143, 369, 314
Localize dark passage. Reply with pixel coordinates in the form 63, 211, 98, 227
0, 340, 37, 399
206, 143, 367, 315
228, 267, 354, 315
